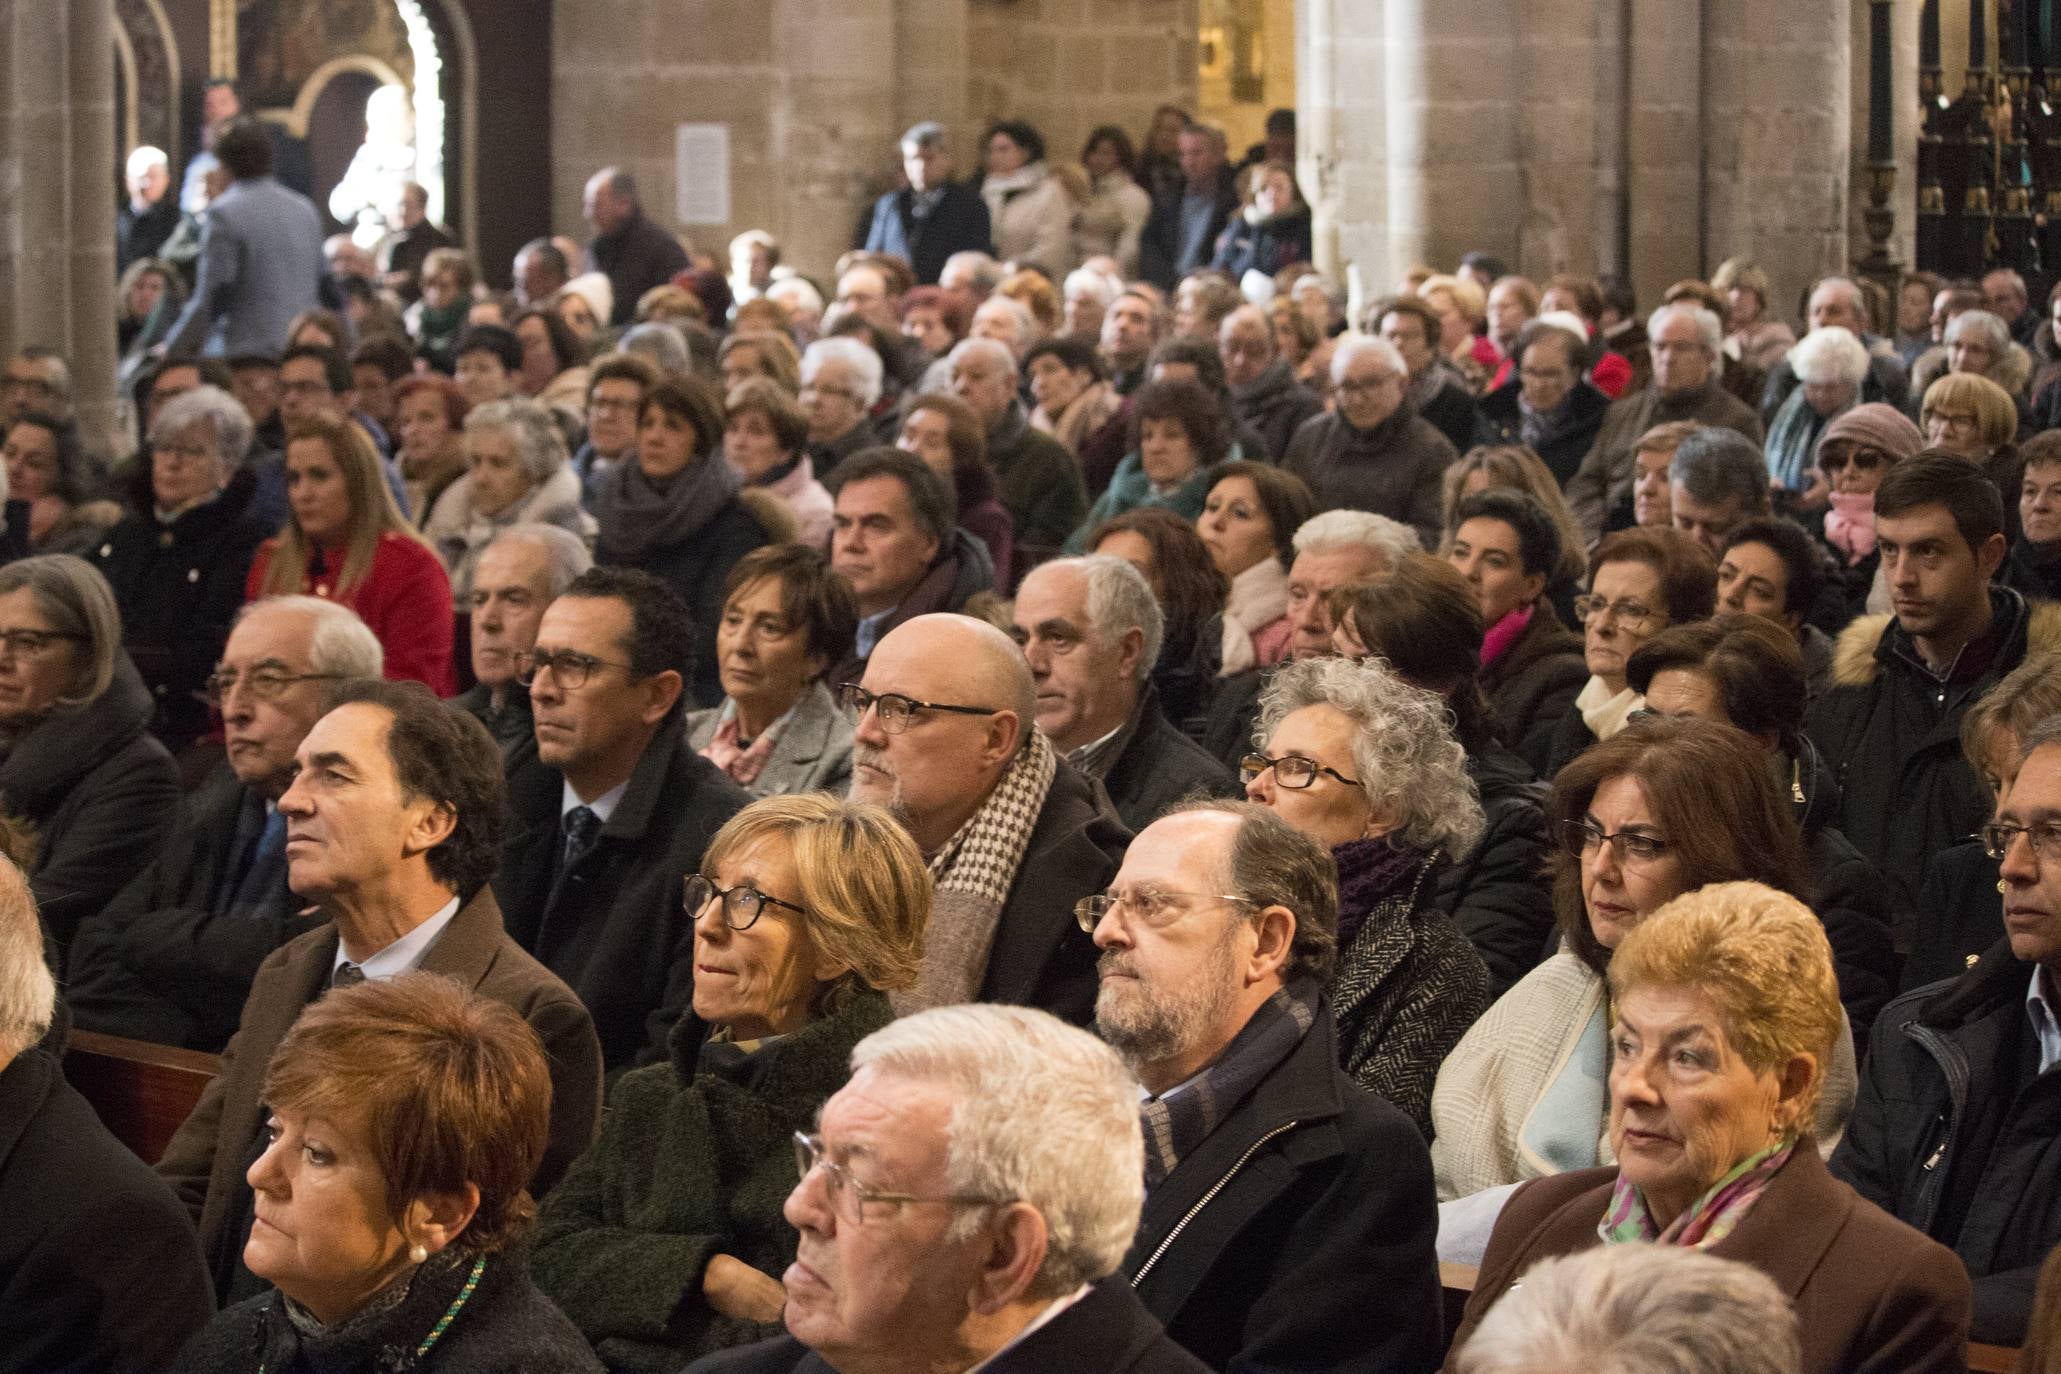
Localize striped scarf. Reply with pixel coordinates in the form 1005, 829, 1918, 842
1140, 977, 1322, 1189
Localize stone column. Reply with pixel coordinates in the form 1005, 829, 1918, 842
0, 0, 118, 450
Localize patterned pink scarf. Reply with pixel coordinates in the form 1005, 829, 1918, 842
701, 712, 779, 787
1824, 491, 1877, 564
1598, 1139, 1793, 1249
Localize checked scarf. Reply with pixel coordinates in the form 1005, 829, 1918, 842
1140, 977, 1323, 1189
895, 729, 1059, 1014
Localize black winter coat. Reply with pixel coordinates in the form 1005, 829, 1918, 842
91, 470, 272, 751
1480, 605, 1587, 756
171, 1245, 601, 1374
0, 1049, 214, 1374
861, 181, 993, 286
65, 764, 319, 1050
1433, 741, 1556, 997
596, 496, 769, 709
1125, 999, 1443, 1373
1805, 588, 2060, 912
1906, 839, 2002, 993
1477, 378, 1613, 487
1415, 371, 1486, 463
1209, 206, 1311, 281
495, 709, 750, 1071
1281, 406, 1458, 550
4, 652, 180, 963
1138, 173, 1238, 290
1792, 738, 1903, 1055
1831, 941, 2061, 1344
1229, 360, 1323, 463
1100, 685, 1237, 834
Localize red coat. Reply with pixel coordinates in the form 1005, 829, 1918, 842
245, 531, 456, 694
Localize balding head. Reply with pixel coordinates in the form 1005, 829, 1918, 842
848, 614, 1036, 852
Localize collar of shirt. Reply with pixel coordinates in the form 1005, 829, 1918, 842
332, 896, 460, 982
855, 607, 896, 661
2028, 966, 2061, 1076
963, 1283, 1093, 1374
1063, 719, 1126, 772
561, 777, 630, 827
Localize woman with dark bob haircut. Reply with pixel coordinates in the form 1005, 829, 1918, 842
1066, 377, 1225, 552
686, 544, 859, 797
1431, 715, 1857, 1216
171, 972, 604, 1372
1087, 505, 1227, 734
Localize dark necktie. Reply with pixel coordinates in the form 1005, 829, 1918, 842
331, 961, 365, 989
563, 805, 601, 873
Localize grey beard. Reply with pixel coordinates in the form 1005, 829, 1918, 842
847, 746, 908, 823
1093, 933, 1242, 1079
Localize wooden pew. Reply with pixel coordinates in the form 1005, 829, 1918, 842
62, 1029, 219, 1166
1440, 1257, 2021, 1371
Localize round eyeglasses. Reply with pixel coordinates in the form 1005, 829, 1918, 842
683, 874, 807, 930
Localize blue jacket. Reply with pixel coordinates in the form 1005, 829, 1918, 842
162, 176, 324, 359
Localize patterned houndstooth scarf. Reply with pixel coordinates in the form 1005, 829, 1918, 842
894, 729, 1059, 1013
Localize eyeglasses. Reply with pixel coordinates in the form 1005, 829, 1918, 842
800, 383, 863, 404
2, 375, 56, 396
684, 874, 807, 930
588, 396, 639, 415
153, 441, 218, 464
838, 683, 1000, 734
0, 628, 85, 662
1239, 751, 1360, 790
202, 668, 341, 705
1819, 446, 1888, 474
1561, 818, 1672, 865
1073, 888, 1255, 932
515, 649, 637, 690
1336, 374, 1399, 396
793, 1131, 1003, 1224
1923, 408, 1980, 435
1980, 822, 2061, 864
1573, 595, 1663, 630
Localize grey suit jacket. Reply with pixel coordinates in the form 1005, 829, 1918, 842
162, 175, 325, 358
155, 886, 604, 1297
684, 679, 854, 798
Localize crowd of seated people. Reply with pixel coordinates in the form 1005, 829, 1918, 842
16, 96, 2061, 1373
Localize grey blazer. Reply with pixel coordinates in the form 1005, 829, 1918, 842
162, 176, 325, 359
684, 679, 854, 798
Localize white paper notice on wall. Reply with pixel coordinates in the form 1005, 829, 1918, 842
675, 123, 731, 226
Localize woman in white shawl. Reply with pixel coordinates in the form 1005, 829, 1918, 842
1194, 460, 1314, 676
979, 120, 1076, 281
424, 396, 595, 601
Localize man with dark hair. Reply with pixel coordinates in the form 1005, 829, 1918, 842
827, 448, 995, 684
2, 347, 74, 427
1716, 516, 1841, 694
495, 566, 749, 1071
583, 166, 690, 326
156, 679, 603, 1301
1807, 454, 2061, 911
162, 119, 324, 360
1101, 288, 1166, 398
1091, 801, 1441, 1372
863, 121, 994, 286
513, 236, 571, 310
1221, 304, 1321, 463
1373, 294, 1483, 458
1139, 123, 1239, 290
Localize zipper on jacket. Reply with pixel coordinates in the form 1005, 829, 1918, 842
1906, 1023, 1970, 1231
1130, 1119, 1301, 1286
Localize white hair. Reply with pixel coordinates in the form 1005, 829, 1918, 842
126, 145, 169, 178
1025, 555, 1164, 684
1292, 509, 1421, 565
766, 275, 825, 318
489, 523, 594, 598
618, 322, 691, 378
1786, 326, 1872, 388
941, 250, 1004, 295
802, 336, 885, 408
0, 858, 54, 1061
1945, 307, 2013, 362
1453, 1244, 1801, 1374
1329, 332, 1406, 385
1648, 301, 1724, 358
1256, 656, 1485, 857
948, 335, 1020, 381
151, 384, 253, 467
974, 295, 1040, 350
465, 396, 569, 483
238, 596, 385, 678
1063, 267, 1120, 308
849, 1004, 1144, 1297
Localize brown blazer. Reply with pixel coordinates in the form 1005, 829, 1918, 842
1445, 1143, 1971, 1374
155, 886, 604, 1293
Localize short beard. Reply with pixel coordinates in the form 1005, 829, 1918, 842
1094, 922, 1243, 1077
847, 746, 907, 823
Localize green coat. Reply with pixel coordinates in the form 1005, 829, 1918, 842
530, 989, 894, 1371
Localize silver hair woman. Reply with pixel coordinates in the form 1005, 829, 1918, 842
423, 395, 594, 601
0, 555, 181, 960
1242, 654, 1488, 1133
1766, 327, 1870, 496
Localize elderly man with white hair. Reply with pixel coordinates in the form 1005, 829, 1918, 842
1758, 275, 1911, 424
683, 1005, 1209, 1374
1281, 334, 1458, 548
1062, 265, 1121, 343
1565, 301, 1766, 543
119, 143, 179, 271
800, 336, 886, 480
1010, 555, 1234, 832
1764, 326, 1872, 498
423, 395, 595, 602
847, 612, 1127, 1023
454, 522, 593, 761
0, 855, 216, 1372
949, 336, 1088, 563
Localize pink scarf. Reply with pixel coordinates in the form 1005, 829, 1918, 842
1481, 603, 1534, 669
1824, 491, 1877, 564
701, 712, 779, 787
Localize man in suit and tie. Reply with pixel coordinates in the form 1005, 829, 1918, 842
494, 566, 749, 1071
66, 597, 382, 1050
155, 678, 603, 1303
162, 118, 324, 360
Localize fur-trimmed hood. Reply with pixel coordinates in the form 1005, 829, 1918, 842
1829, 589, 2061, 688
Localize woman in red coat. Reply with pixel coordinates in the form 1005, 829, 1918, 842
246, 413, 455, 693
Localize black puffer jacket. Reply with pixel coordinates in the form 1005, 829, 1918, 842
3, 652, 180, 964
1431, 741, 1556, 997
1790, 737, 1902, 1055
1831, 941, 2061, 1345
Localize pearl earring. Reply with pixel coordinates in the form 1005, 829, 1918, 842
409, 1243, 428, 1264
2000, 879, 2009, 894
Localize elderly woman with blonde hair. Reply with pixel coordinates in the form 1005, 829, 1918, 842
1243, 654, 1490, 1135
532, 794, 930, 1371
1444, 882, 1972, 1374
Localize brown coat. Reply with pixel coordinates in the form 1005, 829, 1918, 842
1563, 381, 1765, 544
1445, 1144, 1971, 1374
1480, 604, 1586, 752
156, 886, 604, 1297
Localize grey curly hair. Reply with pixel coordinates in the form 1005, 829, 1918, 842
464, 396, 569, 484
1255, 655, 1485, 858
